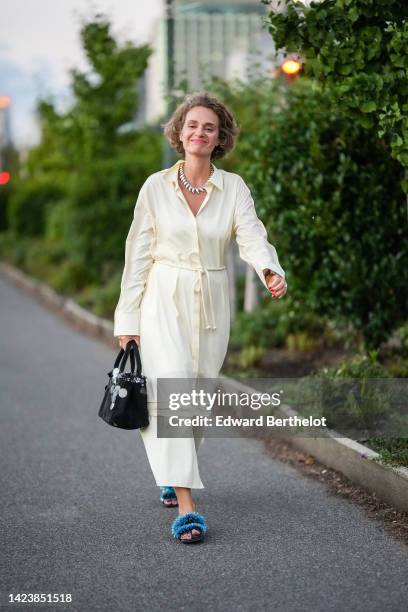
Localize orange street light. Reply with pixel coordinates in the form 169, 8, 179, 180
281, 59, 302, 76
279, 56, 303, 86
0, 172, 11, 185
0, 96, 11, 108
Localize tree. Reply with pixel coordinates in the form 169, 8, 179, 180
10, 14, 162, 283
205, 74, 408, 349
263, 0, 408, 186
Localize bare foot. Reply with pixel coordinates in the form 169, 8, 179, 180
178, 501, 200, 541
162, 498, 178, 507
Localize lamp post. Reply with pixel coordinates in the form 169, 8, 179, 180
163, 0, 176, 169
0, 96, 12, 184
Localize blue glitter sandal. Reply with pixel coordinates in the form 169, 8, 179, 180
171, 512, 208, 543
160, 486, 178, 507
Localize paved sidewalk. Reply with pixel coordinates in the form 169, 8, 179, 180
1, 274, 407, 612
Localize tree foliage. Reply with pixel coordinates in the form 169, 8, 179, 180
263, 0, 408, 180
7, 15, 162, 283
35, 15, 152, 165
207, 75, 408, 349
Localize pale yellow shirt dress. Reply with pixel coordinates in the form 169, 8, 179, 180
113, 159, 285, 489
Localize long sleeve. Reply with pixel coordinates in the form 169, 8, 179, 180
113, 181, 155, 337
233, 177, 285, 290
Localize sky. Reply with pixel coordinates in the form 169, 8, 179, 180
0, 0, 163, 148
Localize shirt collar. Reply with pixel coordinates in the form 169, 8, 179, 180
163, 159, 224, 191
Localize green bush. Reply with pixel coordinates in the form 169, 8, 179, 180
18, 238, 65, 278
66, 138, 162, 282
0, 182, 12, 231
236, 345, 265, 369
398, 321, 408, 353
385, 358, 408, 378
76, 269, 122, 318
47, 259, 90, 294
367, 438, 408, 468
0, 230, 16, 261
311, 352, 394, 434
8, 177, 66, 236
230, 305, 287, 350
230, 295, 331, 351
285, 332, 320, 352
8, 236, 40, 268
6, 16, 162, 291
265, 0, 408, 172
211, 75, 408, 350
44, 199, 74, 244
2, 235, 90, 294
318, 351, 389, 380
246, 79, 408, 350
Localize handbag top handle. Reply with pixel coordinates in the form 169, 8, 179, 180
114, 340, 142, 377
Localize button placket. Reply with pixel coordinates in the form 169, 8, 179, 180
168, 179, 216, 369
191, 220, 201, 373
192, 288, 200, 375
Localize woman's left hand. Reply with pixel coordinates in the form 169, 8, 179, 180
266, 272, 287, 300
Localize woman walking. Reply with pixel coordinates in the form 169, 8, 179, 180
113, 91, 287, 543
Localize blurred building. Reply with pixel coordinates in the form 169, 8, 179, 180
133, 72, 148, 130
0, 98, 12, 146
0, 97, 12, 170
144, 0, 276, 124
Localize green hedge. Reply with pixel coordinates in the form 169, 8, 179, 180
8, 177, 66, 236
244, 79, 408, 350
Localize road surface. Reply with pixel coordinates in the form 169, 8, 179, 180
1, 274, 407, 612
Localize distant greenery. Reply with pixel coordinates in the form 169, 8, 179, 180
8, 178, 66, 236
0, 143, 19, 231
2, 14, 162, 292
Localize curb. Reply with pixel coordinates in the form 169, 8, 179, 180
0, 262, 117, 349
219, 376, 408, 513
2, 261, 408, 513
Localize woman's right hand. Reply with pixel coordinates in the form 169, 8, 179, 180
118, 335, 140, 350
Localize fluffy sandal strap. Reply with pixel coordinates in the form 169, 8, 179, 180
174, 522, 205, 537
160, 486, 177, 500
171, 512, 208, 538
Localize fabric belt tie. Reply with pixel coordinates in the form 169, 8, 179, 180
152, 257, 226, 330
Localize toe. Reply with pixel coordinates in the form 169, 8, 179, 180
181, 531, 192, 540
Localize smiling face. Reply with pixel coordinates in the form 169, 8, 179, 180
179, 106, 220, 159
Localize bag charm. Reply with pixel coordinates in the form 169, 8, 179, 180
98, 340, 149, 430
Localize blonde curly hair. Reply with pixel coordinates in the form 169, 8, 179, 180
162, 91, 240, 160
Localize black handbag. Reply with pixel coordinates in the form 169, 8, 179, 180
98, 339, 149, 430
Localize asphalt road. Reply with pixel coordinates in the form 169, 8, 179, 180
1, 273, 408, 612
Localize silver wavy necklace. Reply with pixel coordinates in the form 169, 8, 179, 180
179, 162, 214, 194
